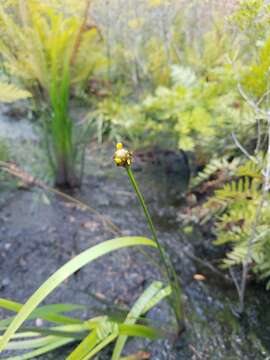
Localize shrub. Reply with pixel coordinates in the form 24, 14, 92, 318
0, 0, 106, 187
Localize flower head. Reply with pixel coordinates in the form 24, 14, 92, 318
114, 143, 132, 167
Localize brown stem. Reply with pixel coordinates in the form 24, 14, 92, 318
70, 0, 92, 67
0, 161, 120, 235
18, 0, 29, 26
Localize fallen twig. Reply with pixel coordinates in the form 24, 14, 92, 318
0, 161, 120, 235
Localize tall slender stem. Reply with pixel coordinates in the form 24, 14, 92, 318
125, 166, 184, 330
126, 167, 163, 259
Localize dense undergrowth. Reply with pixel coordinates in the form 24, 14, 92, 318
1, 0, 270, 358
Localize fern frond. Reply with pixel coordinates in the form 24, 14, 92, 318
214, 177, 260, 202
191, 157, 241, 188
236, 158, 264, 180
71, 28, 106, 85
0, 0, 102, 94
0, 82, 32, 103
222, 242, 248, 267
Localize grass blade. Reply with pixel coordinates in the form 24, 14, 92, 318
66, 330, 98, 360
0, 301, 85, 329
0, 237, 156, 352
112, 281, 164, 360
118, 324, 162, 340
67, 318, 118, 360
82, 332, 118, 360
5, 336, 60, 350
1, 337, 74, 360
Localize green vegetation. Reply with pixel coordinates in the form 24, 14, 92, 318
0, 160, 180, 358
91, 0, 270, 311
0, 238, 171, 359
1, 0, 270, 357
0, 0, 105, 187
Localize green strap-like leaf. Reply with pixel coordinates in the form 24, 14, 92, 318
0, 299, 85, 314
118, 323, 161, 340
67, 317, 119, 360
0, 237, 156, 352
0, 300, 85, 329
10, 325, 87, 339
5, 336, 60, 350
1, 337, 74, 360
141, 285, 171, 314
0, 324, 87, 344
66, 330, 99, 360
112, 281, 164, 360
81, 332, 118, 360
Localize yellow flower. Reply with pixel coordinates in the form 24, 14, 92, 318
114, 143, 132, 167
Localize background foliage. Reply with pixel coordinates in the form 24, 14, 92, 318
1, 1, 270, 350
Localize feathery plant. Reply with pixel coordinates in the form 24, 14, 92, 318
0, 0, 106, 187
205, 158, 270, 289
191, 157, 241, 188
0, 144, 184, 359
165, 1, 270, 311
0, 82, 32, 103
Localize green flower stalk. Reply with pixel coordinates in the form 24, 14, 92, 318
114, 143, 184, 332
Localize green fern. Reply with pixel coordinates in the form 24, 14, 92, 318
236, 158, 264, 180
0, 82, 31, 103
214, 177, 260, 202
205, 158, 270, 288
191, 157, 241, 188
255, 240, 270, 289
